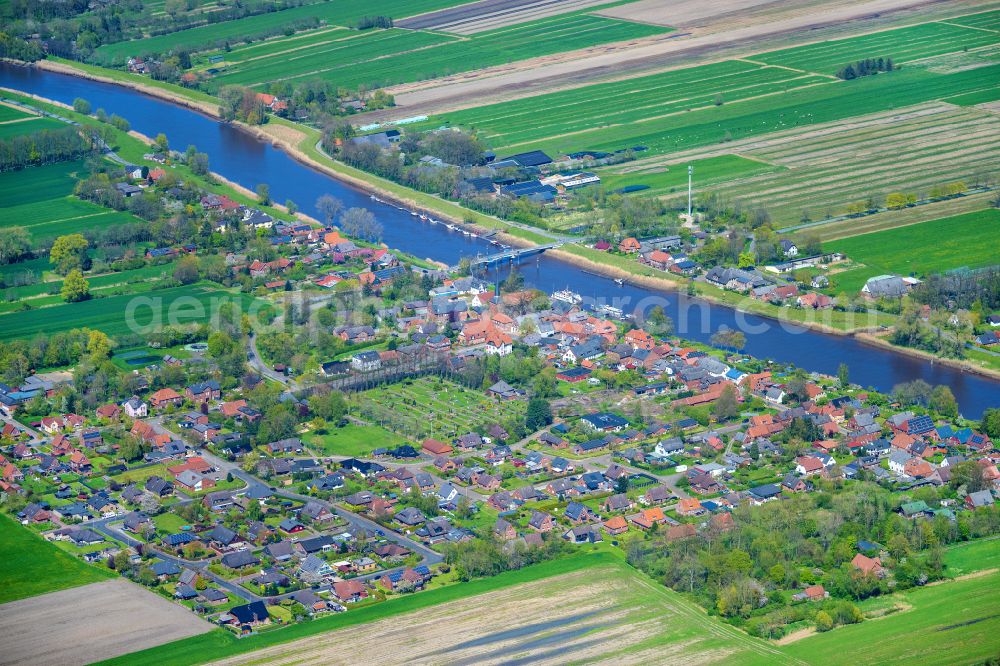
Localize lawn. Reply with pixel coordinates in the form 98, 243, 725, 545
0, 511, 113, 604
112, 463, 170, 484
303, 422, 406, 457
152, 512, 194, 534
783, 568, 1000, 665
0, 283, 269, 341
822, 209, 1000, 294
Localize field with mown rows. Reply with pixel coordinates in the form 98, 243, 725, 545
754, 20, 998, 73
205, 13, 671, 91
422, 16, 998, 160
672, 102, 1000, 225
204, 28, 459, 89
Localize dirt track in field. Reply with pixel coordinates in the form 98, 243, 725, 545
0, 578, 212, 666
368, 0, 994, 119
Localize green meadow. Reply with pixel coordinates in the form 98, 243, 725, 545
0, 512, 113, 604
597, 155, 784, 197
823, 209, 1000, 294
0, 283, 268, 340
0, 161, 143, 245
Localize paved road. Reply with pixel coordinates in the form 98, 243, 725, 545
89, 509, 260, 602
248, 331, 298, 389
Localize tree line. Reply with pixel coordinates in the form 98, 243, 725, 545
0, 126, 94, 172
836, 57, 894, 80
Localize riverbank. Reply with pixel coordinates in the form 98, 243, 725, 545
33, 58, 219, 116
855, 332, 1000, 383
11, 60, 963, 350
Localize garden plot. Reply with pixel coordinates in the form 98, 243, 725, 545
359, 376, 525, 441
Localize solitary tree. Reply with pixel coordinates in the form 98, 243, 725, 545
50, 233, 89, 275
316, 194, 343, 225
256, 183, 271, 206
60, 269, 90, 302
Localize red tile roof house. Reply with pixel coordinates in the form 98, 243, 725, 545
149, 388, 183, 408
851, 553, 886, 577
619, 237, 641, 253
792, 584, 828, 602
422, 439, 453, 456
333, 580, 368, 603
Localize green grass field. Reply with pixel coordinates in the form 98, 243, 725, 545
2, 261, 177, 302
0, 512, 113, 604
303, 422, 405, 457
784, 568, 1000, 665
822, 209, 1000, 294
942, 537, 1000, 576
0, 160, 143, 245
0, 115, 65, 138
204, 14, 670, 91
0, 283, 268, 340
0, 103, 35, 122
755, 20, 998, 73
597, 154, 784, 196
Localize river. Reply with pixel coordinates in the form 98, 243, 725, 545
1, 63, 997, 418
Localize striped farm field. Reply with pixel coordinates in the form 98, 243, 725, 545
754, 21, 998, 73
93, 0, 468, 62
422, 15, 998, 161
206, 13, 670, 91
205, 28, 459, 89
667, 102, 1000, 226
821, 209, 1000, 295
0, 283, 267, 341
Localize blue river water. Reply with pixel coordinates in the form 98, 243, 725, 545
1, 62, 997, 418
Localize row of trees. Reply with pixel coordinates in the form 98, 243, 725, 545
836, 56, 894, 80
0, 126, 94, 171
